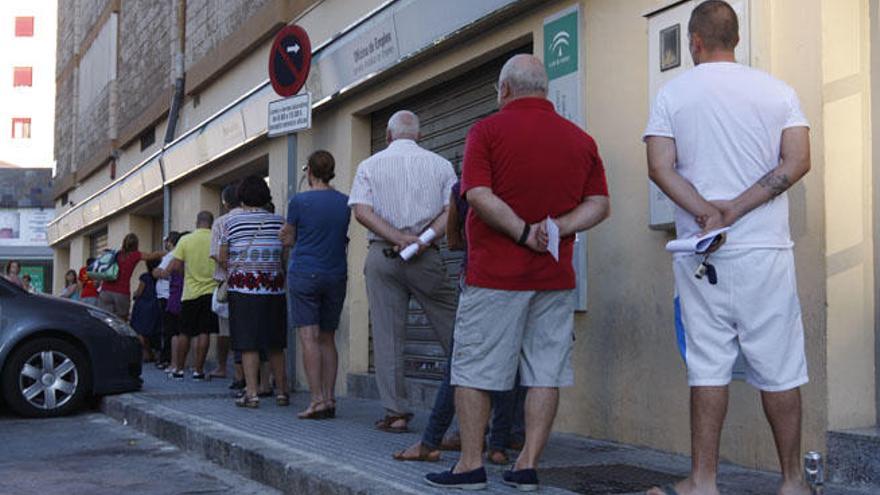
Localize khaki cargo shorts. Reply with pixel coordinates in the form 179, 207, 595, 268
450, 285, 575, 391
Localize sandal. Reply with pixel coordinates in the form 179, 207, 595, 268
276, 394, 290, 407
324, 399, 336, 418
375, 413, 413, 433
392, 443, 442, 462
298, 401, 330, 420
235, 395, 259, 408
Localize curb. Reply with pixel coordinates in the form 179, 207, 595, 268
101, 393, 426, 495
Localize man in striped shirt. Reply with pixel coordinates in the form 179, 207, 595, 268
349, 110, 458, 433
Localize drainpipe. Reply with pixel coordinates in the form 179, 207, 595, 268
162, 0, 186, 238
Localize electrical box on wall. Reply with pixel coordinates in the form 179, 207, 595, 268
644, 0, 750, 231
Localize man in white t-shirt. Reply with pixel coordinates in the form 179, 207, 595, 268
643, 2, 811, 495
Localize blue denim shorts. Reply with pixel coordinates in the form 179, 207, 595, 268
288, 272, 347, 331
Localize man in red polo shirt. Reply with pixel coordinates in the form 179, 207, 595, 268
426, 54, 610, 491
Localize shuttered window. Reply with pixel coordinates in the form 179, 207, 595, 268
13, 67, 32, 87
15, 17, 34, 37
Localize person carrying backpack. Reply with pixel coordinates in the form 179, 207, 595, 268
97, 233, 164, 320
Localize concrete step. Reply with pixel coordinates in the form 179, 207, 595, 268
828, 427, 880, 488
101, 369, 877, 495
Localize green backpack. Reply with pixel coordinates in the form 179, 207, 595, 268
87, 249, 120, 282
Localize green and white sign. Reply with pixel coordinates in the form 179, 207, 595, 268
544, 9, 578, 80
543, 5, 584, 129
21, 265, 44, 293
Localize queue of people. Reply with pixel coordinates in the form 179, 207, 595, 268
40, 3, 813, 492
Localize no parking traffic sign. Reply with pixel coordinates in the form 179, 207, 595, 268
268, 25, 311, 97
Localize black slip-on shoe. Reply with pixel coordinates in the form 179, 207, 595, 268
502, 468, 539, 492
425, 466, 487, 490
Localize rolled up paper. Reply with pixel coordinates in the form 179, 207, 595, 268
400, 228, 437, 260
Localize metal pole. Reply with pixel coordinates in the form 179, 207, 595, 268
285, 132, 298, 392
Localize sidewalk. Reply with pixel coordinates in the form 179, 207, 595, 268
102, 368, 873, 495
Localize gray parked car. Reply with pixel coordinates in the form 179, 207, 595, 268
0, 277, 142, 417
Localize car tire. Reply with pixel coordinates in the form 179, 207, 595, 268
2, 337, 92, 418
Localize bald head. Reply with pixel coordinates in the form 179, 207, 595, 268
688, 0, 739, 53
386, 110, 420, 142
498, 54, 548, 103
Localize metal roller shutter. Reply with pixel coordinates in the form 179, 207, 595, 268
368, 45, 532, 380
89, 229, 109, 258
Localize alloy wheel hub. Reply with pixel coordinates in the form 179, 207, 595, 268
19, 350, 78, 410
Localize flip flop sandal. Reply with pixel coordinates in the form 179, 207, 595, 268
392, 447, 441, 462
375, 413, 413, 433
298, 402, 331, 419
275, 394, 290, 407
234, 395, 259, 408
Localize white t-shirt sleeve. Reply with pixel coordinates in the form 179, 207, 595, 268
441, 162, 457, 207
783, 87, 810, 130
347, 162, 374, 207
643, 89, 675, 141
159, 253, 173, 270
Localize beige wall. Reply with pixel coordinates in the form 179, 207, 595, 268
52, 246, 69, 294
821, 0, 877, 429
286, 0, 838, 469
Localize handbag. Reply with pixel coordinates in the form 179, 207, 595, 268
216, 217, 265, 303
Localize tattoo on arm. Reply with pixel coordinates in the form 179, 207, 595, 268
758, 171, 791, 197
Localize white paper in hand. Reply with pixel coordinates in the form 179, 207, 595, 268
399, 228, 437, 261
665, 227, 730, 254
546, 217, 560, 262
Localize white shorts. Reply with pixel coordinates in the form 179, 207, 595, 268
673, 249, 808, 392
450, 286, 575, 391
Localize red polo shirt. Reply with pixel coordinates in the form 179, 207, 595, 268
461, 98, 608, 290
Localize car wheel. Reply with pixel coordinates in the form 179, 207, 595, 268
2, 337, 92, 418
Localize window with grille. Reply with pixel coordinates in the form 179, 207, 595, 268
14, 17, 34, 37
11, 118, 31, 139
13, 67, 32, 87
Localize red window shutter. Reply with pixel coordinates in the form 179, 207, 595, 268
11, 118, 32, 139
14, 17, 34, 37
13, 67, 32, 87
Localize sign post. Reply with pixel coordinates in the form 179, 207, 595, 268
268, 25, 312, 391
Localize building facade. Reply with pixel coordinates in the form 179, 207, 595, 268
49, 0, 878, 473
0, 0, 57, 169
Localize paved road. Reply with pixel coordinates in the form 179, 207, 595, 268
0, 408, 278, 495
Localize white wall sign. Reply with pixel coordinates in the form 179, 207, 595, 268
307, 0, 518, 103
0, 208, 54, 247
268, 93, 312, 138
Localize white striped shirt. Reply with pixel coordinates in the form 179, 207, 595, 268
221, 211, 286, 295
348, 139, 456, 241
